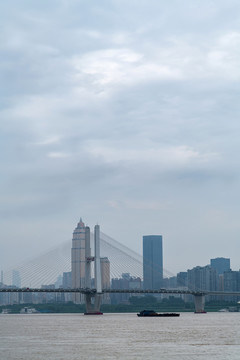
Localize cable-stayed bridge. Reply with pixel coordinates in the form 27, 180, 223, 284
1, 229, 240, 313
1, 232, 147, 288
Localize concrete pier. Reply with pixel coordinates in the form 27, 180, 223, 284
194, 294, 206, 313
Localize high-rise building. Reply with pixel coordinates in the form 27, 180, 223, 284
143, 235, 163, 290
101, 257, 111, 304
177, 272, 188, 287
223, 270, 240, 301
12, 270, 21, 288
110, 273, 142, 304
101, 257, 110, 289
71, 218, 89, 304
62, 271, 72, 303
62, 272, 72, 289
187, 265, 217, 293
210, 257, 230, 275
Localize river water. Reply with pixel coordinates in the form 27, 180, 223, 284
0, 312, 239, 360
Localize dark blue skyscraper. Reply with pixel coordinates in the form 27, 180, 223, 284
143, 235, 163, 290
210, 257, 230, 275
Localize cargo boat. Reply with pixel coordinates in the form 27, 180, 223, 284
137, 310, 180, 317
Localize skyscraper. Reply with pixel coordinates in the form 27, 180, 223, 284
187, 265, 217, 292
210, 257, 230, 275
71, 218, 89, 304
101, 257, 110, 304
12, 270, 21, 288
143, 235, 163, 290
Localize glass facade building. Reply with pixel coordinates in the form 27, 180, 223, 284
210, 257, 230, 275
143, 235, 163, 290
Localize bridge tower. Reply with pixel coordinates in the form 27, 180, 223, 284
85, 224, 103, 314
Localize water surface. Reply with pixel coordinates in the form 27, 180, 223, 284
0, 312, 239, 359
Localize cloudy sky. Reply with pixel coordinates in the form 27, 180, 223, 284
1, 0, 240, 275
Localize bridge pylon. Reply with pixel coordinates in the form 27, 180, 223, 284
194, 294, 206, 313
84, 224, 103, 315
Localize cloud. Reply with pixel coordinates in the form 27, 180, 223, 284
1, 0, 240, 274
85, 143, 218, 169
47, 152, 70, 159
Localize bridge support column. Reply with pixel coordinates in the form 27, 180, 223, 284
85, 293, 102, 315
94, 225, 102, 294
194, 294, 206, 313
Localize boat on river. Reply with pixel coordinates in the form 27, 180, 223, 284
20, 307, 39, 314
137, 310, 180, 317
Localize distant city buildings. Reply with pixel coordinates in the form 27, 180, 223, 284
12, 270, 21, 288
62, 272, 72, 289
177, 272, 188, 288
187, 265, 217, 301
1, 222, 240, 307
111, 273, 142, 304
143, 235, 163, 290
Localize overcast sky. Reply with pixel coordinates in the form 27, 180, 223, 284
1, 0, 240, 275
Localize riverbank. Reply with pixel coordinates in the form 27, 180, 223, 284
1, 300, 239, 314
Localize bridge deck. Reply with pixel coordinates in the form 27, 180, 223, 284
1, 288, 240, 296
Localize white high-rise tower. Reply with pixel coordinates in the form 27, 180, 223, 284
71, 218, 103, 313
71, 218, 87, 304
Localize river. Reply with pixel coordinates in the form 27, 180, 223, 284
0, 312, 239, 359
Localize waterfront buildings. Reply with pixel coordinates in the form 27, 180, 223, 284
143, 235, 163, 290
187, 265, 217, 302
111, 273, 142, 304
223, 270, 240, 301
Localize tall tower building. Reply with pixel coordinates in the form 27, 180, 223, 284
71, 218, 88, 304
143, 235, 163, 290
101, 257, 111, 304
210, 257, 230, 275
101, 257, 110, 289
12, 270, 21, 288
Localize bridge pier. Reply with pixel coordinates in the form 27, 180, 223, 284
85, 293, 102, 315
194, 294, 206, 313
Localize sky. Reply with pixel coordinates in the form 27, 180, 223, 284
1, 0, 240, 275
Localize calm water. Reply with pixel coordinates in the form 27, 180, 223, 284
0, 312, 240, 360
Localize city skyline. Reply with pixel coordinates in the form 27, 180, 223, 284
1, 218, 239, 309
1, 217, 238, 287
1, 217, 239, 278
1, 1, 240, 274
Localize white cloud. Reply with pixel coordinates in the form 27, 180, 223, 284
33, 136, 61, 146
72, 47, 183, 89
85, 143, 218, 169
1, 0, 240, 273
47, 152, 70, 159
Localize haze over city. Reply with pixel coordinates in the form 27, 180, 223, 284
1, 0, 240, 274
